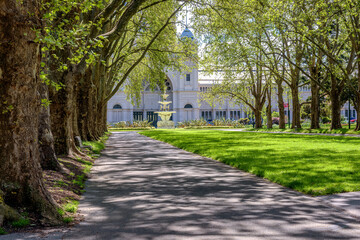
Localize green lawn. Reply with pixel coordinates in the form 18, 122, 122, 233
140, 129, 360, 196
247, 126, 360, 135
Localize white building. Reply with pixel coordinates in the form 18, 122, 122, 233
107, 28, 357, 125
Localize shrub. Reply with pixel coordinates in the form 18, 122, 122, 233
239, 118, 250, 125
272, 117, 279, 125
132, 120, 152, 128
272, 111, 279, 117
177, 119, 244, 128
212, 119, 223, 126
322, 117, 331, 124
190, 119, 207, 126
113, 120, 153, 128
114, 121, 128, 128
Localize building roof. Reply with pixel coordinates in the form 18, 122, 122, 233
180, 28, 195, 40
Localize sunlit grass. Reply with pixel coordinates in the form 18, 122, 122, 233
140, 129, 360, 196
64, 200, 79, 213
83, 132, 111, 154
248, 125, 360, 135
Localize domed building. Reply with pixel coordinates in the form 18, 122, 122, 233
107, 28, 201, 125
107, 28, 357, 126
180, 27, 195, 40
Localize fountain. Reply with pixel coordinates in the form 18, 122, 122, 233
155, 89, 176, 129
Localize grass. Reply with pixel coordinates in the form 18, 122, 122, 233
140, 129, 360, 196
63, 217, 73, 224
10, 218, 30, 228
83, 132, 110, 154
64, 200, 79, 213
57, 199, 78, 224
72, 174, 86, 188
0, 227, 7, 235
247, 124, 360, 135
110, 128, 153, 131
57, 207, 65, 216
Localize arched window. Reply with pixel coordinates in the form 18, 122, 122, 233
164, 79, 172, 91
145, 84, 160, 92
184, 104, 193, 109
113, 104, 122, 109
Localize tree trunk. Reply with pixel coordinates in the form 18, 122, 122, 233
310, 80, 320, 129
330, 77, 343, 129
355, 61, 360, 131
77, 68, 99, 141
266, 88, 273, 129
0, 0, 60, 223
38, 83, 61, 171
254, 109, 262, 129
50, 70, 85, 157
355, 108, 360, 132
291, 86, 302, 129
276, 81, 286, 129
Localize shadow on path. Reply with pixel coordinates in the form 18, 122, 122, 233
7, 132, 359, 240
59, 132, 360, 240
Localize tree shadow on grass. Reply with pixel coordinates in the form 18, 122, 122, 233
61, 132, 360, 240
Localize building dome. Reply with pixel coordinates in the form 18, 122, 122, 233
180, 28, 195, 40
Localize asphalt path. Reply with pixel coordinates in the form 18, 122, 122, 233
4, 131, 360, 239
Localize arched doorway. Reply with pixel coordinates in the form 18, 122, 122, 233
113, 104, 122, 122
184, 104, 193, 121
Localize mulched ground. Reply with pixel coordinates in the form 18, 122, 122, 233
2, 153, 94, 234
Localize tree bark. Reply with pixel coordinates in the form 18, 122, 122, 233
50, 69, 85, 157
355, 61, 360, 131
254, 109, 262, 129
355, 105, 360, 131
266, 88, 273, 129
330, 75, 343, 129
310, 80, 320, 129
0, 0, 60, 223
38, 82, 61, 171
277, 81, 286, 129
291, 86, 302, 129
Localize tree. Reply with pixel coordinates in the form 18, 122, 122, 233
43, 0, 187, 156
193, 0, 272, 128
0, 0, 61, 223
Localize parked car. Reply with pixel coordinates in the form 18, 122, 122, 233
350, 119, 357, 122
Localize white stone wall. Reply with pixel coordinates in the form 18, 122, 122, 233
107, 67, 357, 124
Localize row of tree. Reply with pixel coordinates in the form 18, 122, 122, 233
0, 0, 191, 223
193, 0, 360, 130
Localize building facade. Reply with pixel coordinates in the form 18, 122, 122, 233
107, 29, 357, 125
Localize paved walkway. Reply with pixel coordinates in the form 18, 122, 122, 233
4, 132, 360, 239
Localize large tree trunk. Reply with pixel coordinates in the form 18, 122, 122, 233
354, 99, 360, 131
291, 86, 302, 129
310, 80, 320, 129
50, 69, 85, 157
38, 83, 61, 171
276, 81, 286, 129
254, 109, 262, 129
355, 106, 360, 132
0, 0, 60, 223
330, 76, 343, 129
101, 102, 108, 134
355, 61, 360, 131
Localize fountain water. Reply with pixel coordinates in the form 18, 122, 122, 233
155, 90, 176, 128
